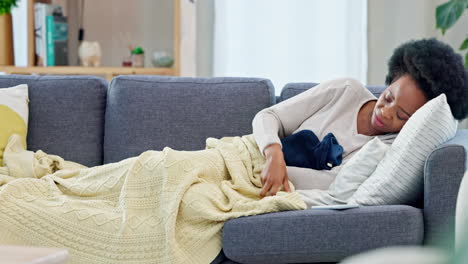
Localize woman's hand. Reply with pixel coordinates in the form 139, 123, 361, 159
260, 144, 292, 198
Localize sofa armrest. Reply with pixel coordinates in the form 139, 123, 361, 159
424, 130, 468, 248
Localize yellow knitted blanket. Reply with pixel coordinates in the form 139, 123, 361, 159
0, 134, 306, 264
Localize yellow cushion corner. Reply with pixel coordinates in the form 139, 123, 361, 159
0, 84, 29, 166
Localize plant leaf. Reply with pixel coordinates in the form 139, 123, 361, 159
0, 0, 18, 15
465, 53, 468, 69
461, 38, 468, 50
436, 0, 468, 33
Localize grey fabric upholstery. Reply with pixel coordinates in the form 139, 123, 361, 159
104, 76, 275, 163
275, 95, 281, 103
0, 75, 107, 166
424, 130, 468, 249
280, 82, 385, 102
223, 205, 424, 263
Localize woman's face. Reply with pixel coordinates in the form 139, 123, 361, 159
371, 74, 428, 134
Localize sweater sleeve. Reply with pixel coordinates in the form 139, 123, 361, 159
252, 78, 348, 157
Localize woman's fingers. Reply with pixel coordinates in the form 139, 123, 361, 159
260, 176, 292, 198
282, 176, 292, 192
260, 180, 272, 198
260, 166, 290, 198
268, 184, 281, 196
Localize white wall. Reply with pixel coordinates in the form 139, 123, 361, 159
212, 0, 368, 95
180, 0, 197, 76
367, 0, 434, 85
82, 0, 174, 67
368, 0, 468, 85
195, 0, 214, 77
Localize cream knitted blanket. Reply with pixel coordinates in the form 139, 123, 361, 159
0, 134, 306, 264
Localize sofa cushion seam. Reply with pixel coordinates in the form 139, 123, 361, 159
114, 77, 271, 85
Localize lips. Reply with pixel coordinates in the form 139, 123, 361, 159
374, 113, 385, 127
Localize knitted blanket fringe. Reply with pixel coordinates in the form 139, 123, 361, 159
0, 134, 306, 264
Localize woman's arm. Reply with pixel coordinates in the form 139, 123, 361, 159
252, 78, 343, 158
253, 78, 361, 197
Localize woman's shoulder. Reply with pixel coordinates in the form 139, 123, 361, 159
291, 77, 373, 107
316, 77, 373, 102
314, 77, 368, 94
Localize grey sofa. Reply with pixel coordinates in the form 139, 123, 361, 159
0, 75, 466, 264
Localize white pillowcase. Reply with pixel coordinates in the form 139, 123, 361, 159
297, 137, 390, 207
348, 94, 458, 205
327, 137, 390, 202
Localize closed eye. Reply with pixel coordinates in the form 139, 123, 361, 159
397, 113, 408, 121
387, 91, 409, 121
384, 92, 392, 102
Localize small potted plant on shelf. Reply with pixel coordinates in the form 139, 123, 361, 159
131, 46, 145, 67
0, 0, 18, 65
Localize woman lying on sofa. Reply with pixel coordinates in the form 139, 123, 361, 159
254, 38, 468, 198
0, 37, 467, 264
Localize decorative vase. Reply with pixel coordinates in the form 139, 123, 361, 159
152, 51, 174, 68
131, 54, 144, 67
78, 41, 102, 67
0, 13, 14, 65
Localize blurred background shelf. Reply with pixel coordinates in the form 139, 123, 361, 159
4, 0, 181, 79
1, 66, 176, 80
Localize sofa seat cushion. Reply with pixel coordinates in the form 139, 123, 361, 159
222, 205, 423, 263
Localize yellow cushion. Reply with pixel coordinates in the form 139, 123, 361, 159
0, 84, 29, 166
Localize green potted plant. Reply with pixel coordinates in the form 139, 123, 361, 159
0, 0, 18, 65
436, 0, 468, 68
131, 46, 145, 67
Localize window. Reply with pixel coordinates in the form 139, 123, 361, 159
213, 0, 368, 95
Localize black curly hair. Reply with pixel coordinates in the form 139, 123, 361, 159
385, 38, 468, 120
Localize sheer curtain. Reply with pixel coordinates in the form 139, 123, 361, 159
213, 0, 368, 95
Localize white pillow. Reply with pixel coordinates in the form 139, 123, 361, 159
327, 137, 390, 201
348, 94, 458, 205
297, 137, 390, 207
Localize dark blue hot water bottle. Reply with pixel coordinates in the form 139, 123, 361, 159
280, 130, 343, 170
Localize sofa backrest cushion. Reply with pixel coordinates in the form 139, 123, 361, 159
0, 75, 107, 166
104, 76, 275, 163
279, 82, 385, 102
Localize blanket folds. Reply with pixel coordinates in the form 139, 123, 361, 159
0, 134, 306, 264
